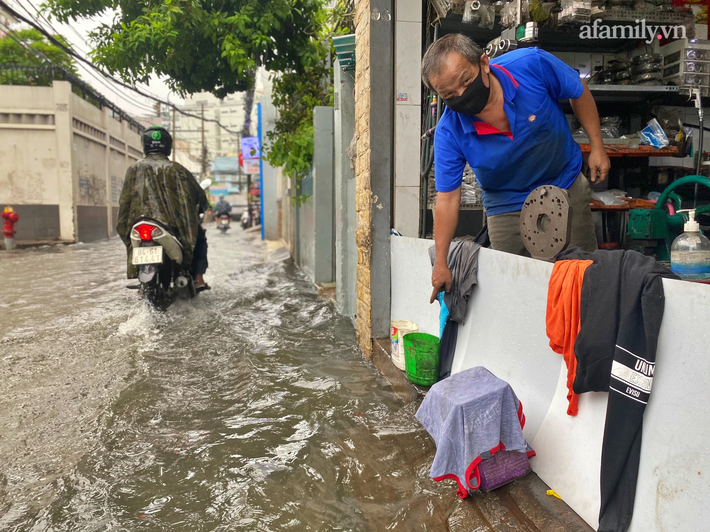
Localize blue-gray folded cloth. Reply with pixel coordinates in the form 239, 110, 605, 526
415, 366, 533, 498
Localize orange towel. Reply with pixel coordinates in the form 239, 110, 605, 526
546, 259, 593, 416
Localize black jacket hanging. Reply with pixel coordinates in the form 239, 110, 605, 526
557, 248, 677, 532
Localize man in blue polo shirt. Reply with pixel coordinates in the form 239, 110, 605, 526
423, 34, 609, 302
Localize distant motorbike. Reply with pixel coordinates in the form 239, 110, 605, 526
128, 178, 211, 310
217, 214, 230, 233
240, 211, 249, 230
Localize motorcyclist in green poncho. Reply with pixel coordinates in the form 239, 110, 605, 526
116, 126, 211, 291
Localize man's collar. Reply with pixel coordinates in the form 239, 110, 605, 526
490, 63, 519, 100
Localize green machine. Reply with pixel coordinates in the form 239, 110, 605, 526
627, 175, 710, 261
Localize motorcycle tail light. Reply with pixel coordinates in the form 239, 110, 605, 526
151, 227, 163, 238
135, 223, 157, 241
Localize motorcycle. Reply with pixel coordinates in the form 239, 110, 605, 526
217, 214, 230, 233
129, 218, 195, 309
240, 210, 249, 230
128, 178, 211, 310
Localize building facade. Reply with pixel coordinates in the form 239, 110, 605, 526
0, 79, 143, 243
161, 68, 272, 165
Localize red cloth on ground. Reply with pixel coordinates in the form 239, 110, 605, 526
545, 259, 593, 416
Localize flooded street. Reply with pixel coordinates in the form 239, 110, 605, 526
0, 229, 455, 531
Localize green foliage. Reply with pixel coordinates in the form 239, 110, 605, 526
262, 0, 353, 204
263, 64, 333, 202
0, 28, 78, 85
42, 0, 329, 98
40, 0, 355, 204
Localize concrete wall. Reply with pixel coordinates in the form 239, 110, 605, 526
0, 86, 64, 240
0, 81, 141, 243
298, 171, 316, 279
334, 64, 357, 322
294, 107, 335, 284
393, 0, 422, 237
281, 173, 296, 258
390, 236, 710, 532
312, 106, 335, 283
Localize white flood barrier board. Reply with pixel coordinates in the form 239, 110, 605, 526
391, 236, 710, 531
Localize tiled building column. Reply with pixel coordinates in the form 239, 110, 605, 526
354, 0, 394, 357
393, 0, 423, 237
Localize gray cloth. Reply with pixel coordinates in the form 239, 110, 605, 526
415, 367, 529, 498
429, 240, 481, 323
486, 172, 598, 256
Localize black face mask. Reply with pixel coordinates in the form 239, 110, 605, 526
442, 68, 490, 116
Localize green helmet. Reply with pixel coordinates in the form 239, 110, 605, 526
142, 126, 172, 156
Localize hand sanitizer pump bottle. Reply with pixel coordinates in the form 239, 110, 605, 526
671, 210, 710, 280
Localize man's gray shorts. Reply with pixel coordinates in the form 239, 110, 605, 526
486, 173, 598, 256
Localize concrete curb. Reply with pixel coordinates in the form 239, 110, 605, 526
0, 239, 73, 250
370, 338, 421, 404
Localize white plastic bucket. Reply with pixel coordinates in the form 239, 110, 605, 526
390, 320, 419, 371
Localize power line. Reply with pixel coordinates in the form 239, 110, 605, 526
24, 0, 91, 55
10, 0, 91, 56
0, 21, 157, 114
16, 0, 160, 107
0, 22, 151, 134
3, 4, 155, 113
0, 0, 244, 137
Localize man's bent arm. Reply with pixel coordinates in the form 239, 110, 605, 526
431, 187, 461, 303
570, 80, 610, 184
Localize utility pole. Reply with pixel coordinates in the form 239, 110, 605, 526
172, 106, 176, 162
247, 173, 252, 228
201, 103, 206, 178
237, 133, 242, 193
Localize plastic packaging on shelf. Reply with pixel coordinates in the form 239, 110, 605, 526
500, 0, 529, 28
574, 116, 622, 138
427, 164, 483, 208
680, 73, 710, 86
632, 71, 664, 84
478, 1, 495, 29
592, 190, 627, 206
639, 118, 670, 149
631, 61, 663, 75
589, 60, 632, 85
686, 48, 710, 61
461, 165, 483, 205
558, 0, 591, 24
632, 53, 663, 66
685, 62, 710, 74
462, 0, 480, 23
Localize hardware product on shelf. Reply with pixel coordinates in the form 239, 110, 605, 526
662, 39, 710, 93
593, 8, 686, 24
559, 0, 592, 24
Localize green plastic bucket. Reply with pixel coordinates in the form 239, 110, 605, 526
403, 332, 440, 386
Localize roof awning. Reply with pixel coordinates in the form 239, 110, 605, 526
333, 34, 356, 71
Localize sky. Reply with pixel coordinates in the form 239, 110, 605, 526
8, 0, 184, 117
